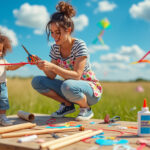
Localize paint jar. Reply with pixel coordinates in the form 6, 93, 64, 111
138, 99, 150, 136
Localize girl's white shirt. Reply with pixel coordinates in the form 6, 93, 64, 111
0, 57, 7, 83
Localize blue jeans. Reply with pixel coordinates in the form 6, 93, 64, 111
31, 76, 101, 106
0, 82, 9, 110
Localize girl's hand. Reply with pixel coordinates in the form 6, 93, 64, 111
6, 62, 26, 71
18, 62, 26, 67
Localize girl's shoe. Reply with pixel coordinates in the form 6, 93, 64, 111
0, 116, 13, 126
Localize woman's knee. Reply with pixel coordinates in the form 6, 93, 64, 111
61, 80, 74, 94
61, 80, 83, 102
31, 76, 43, 89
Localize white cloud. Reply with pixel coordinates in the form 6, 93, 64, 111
13, 3, 49, 35
91, 61, 132, 81
91, 62, 104, 73
94, 1, 117, 13
129, 0, 150, 22
88, 44, 109, 53
0, 25, 18, 46
73, 14, 88, 31
108, 63, 131, 70
119, 45, 145, 59
100, 53, 129, 63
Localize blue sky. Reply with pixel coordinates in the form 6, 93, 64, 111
1, 0, 150, 81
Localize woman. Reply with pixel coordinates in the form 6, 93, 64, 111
32, 1, 102, 121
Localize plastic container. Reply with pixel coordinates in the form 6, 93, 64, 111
137, 99, 150, 136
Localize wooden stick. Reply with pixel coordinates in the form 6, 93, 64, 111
0, 123, 36, 134
48, 129, 103, 150
40, 130, 92, 149
1, 126, 81, 138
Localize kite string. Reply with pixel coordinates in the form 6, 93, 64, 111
0, 62, 36, 65
139, 51, 150, 62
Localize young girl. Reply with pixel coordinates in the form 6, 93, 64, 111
32, 1, 103, 121
0, 33, 25, 126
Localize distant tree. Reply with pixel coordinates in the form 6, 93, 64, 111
135, 78, 148, 82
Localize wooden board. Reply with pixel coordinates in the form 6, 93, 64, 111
0, 114, 149, 150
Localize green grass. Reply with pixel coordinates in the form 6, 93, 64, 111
7, 78, 150, 121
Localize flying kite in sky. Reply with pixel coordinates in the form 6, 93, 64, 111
130, 51, 150, 64
93, 18, 111, 45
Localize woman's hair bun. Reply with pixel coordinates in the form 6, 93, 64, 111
56, 1, 76, 18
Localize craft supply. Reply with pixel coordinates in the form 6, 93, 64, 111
136, 138, 150, 146
138, 98, 150, 136
47, 130, 103, 150
17, 110, 35, 122
95, 139, 128, 146
1, 126, 83, 138
0, 123, 36, 134
18, 135, 37, 143
51, 133, 60, 139
117, 126, 128, 130
113, 144, 136, 150
35, 139, 45, 143
40, 130, 93, 149
104, 114, 120, 123
46, 124, 82, 129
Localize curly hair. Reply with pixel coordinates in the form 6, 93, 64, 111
46, 1, 76, 41
0, 33, 12, 57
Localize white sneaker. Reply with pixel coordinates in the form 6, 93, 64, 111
0, 115, 13, 126
75, 108, 94, 121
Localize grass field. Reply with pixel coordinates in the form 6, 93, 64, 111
6, 77, 150, 122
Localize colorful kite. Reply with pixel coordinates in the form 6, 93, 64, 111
93, 18, 111, 45
130, 51, 150, 64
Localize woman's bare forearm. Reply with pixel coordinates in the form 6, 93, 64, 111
43, 69, 57, 79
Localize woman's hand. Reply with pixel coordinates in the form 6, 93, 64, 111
36, 60, 54, 71
27, 55, 41, 63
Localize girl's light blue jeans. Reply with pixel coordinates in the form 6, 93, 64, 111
0, 82, 9, 110
31, 76, 101, 106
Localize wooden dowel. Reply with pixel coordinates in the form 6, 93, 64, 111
40, 130, 92, 149
0, 123, 36, 134
48, 129, 103, 150
1, 126, 81, 138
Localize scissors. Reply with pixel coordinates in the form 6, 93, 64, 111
22, 44, 37, 63
104, 114, 120, 123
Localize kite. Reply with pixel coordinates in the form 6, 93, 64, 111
130, 51, 150, 64
22, 45, 38, 63
93, 18, 111, 45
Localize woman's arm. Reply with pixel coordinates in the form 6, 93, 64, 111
32, 55, 57, 79
42, 59, 57, 79
37, 56, 87, 80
